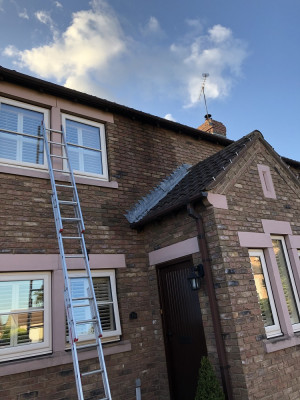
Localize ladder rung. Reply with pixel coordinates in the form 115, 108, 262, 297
76, 318, 97, 325
50, 154, 68, 159
65, 254, 85, 258
81, 368, 103, 377
45, 128, 63, 133
61, 236, 82, 240
61, 217, 81, 221
56, 184, 74, 188
72, 296, 93, 301
58, 200, 77, 205
48, 140, 66, 146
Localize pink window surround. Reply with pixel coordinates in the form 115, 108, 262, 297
0, 253, 129, 376
148, 237, 199, 265
257, 164, 276, 199
238, 219, 300, 353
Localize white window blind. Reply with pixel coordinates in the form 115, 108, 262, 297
67, 271, 121, 343
66, 119, 103, 175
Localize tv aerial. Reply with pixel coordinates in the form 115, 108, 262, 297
198, 73, 210, 117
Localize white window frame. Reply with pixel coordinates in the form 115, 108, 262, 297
61, 114, 108, 180
0, 272, 51, 362
249, 249, 281, 338
67, 270, 121, 345
272, 235, 300, 332
0, 97, 49, 170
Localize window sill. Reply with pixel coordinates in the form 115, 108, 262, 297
0, 163, 118, 188
0, 340, 131, 377
264, 333, 300, 353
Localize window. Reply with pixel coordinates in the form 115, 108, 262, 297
0, 272, 51, 362
0, 98, 48, 167
249, 250, 281, 338
62, 114, 108, 179
272, 236, 300, 332
67, 270, 121, 344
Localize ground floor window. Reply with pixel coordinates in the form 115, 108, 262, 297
67, 270, 121, 344
249, 250, 281, 338
0, 272, 51, 362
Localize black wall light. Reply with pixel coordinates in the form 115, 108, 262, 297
187, 263, 205, 290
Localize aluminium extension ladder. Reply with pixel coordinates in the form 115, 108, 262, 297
42, 123, 112, 400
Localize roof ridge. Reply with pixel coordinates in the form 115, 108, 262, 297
125, 164, 192, 224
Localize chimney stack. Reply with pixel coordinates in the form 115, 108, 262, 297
198, 114, 226, 137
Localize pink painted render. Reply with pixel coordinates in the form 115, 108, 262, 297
257, 164, 276, 199
0, 81, 114, 124
148, 237, 199, 265
288, 235, 300, 249
207, 192, 228, 209
0, 253, 126, 271
238, 232, 272, 248
262, 219, 292, 235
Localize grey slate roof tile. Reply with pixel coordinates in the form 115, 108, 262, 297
130, 130, 261, 227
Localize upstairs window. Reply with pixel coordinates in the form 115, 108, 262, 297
0, 98, 47, 167
62, 114, 108, 179
272, 236, 300, 332
249, 249, 281, 338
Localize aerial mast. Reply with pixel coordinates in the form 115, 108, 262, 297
198, 73, 210, 117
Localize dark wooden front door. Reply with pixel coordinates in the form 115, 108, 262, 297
158, 258, 207, 400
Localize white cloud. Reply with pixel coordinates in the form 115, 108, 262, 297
6, 1, 126, 87
19, 9, 29, 19
170, 23, 247, 107
208, 24, 232, 43
54, 1, 63, 8
0, 0, 4, 12
3, 3, 247, 110
3, 45, 19, 57
164, 113, 176, 122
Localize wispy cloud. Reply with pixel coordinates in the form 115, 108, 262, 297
164, 113, 176, 122
3, 0, 247, 112
141, 16, 163, 36
18, 8, 29, 19
54, 1, 63, 8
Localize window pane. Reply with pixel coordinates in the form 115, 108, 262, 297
250, 255, 275, 327
65, 119, 102, 175
0, 279, 45, 349
0, 104, 18, 131
22, 137, 44, 164
83, 149, 102, 174
0, 103, 44, 164
272, 239, 300, 325
0, 132, 18, 160
68, 276, 115, 339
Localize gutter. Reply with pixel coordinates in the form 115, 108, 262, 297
187, 201, 233, 400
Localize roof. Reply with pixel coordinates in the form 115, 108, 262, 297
0, 66, 231, 146
1, 66, 299, 169
128, 131, 261, 228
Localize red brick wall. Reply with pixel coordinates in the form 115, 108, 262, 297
0, 105, 224, 399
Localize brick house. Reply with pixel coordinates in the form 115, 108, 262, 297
0, 66, 300, 400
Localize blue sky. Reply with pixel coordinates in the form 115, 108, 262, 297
1, 0, 299, 161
